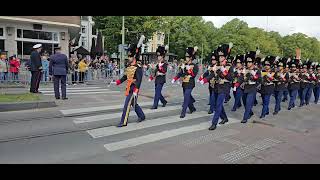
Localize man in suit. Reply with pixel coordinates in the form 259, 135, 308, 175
49, 46, 69, 100
29, 44, 43, 93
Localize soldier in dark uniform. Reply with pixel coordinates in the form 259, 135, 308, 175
241, 51, 261, 123
314, 64, 320, 104
224, 56, 234, 103
29, 44, 43, 93
198, 50, 218, 114
231, 54, 245, 112
273, 58, 289, 115
282, 60, 290, 102
172, 46, 199, 118
259, 56, 275, 119
287, 58, 301, 110
149, 45, 168, 109
306, 61, 316, 105
115, 36, 146, 127
201, 43, 233, 130
299, 61, 310, 107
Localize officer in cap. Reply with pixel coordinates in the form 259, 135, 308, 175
29, 44, 43, 93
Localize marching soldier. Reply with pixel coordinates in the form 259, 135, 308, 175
231, 54, 245, 112
149, 45, 168, 109
306, 62, 316, 105
198, 50, 218, 114
282, 62, 290, 102
241, 50, 261, 123
224, 56, 234, 103
273, 58, 289, 115
259, 56, 275, 119
172, 46, 199, 118
314, 64, 320, 104
115, 36, 146, 127
201, 43, 233, 130
299, 61, 310, 107
287, 58, 301, 110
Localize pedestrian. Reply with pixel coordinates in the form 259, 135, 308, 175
149, 45, 168, 109
29, 44, 43, 93
49, 46, 69, 100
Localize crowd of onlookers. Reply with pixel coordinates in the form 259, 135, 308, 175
1, 53, 206, 85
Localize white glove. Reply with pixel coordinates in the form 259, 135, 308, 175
280, 74, 285, 79
159, 62, 164, 67
181, 64, 185, 69
148, 79, 152, 82
312, 74, 316, 78
251, 70, 256, 76
221, 66, 226, 72
200, 80, 205, 85
237, 69, 241, 74
133, 92, 138, 97
186, 65, 191, 70
177, 81, 181, 84
171, 79, 176, 84
267, 73, 272, 78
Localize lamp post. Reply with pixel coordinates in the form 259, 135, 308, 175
121, 16, 125, 72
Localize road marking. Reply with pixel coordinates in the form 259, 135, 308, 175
87, 111, 211, 138
39, 86, 102, 91
104, 118, 239, 151
73, 105, 182, 124
61, 101, 154, 115
44, 91, 120, 96
40, 89, 111, 93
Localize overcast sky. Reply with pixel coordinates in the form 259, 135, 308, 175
203, 16, 320, 40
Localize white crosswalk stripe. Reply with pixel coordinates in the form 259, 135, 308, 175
70, 98, 240, 153
39, 86, 120, 96
73, 105, 181, 124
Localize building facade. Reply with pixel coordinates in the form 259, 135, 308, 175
144, 31, 165, 53
78, 16, 96, 52
0, 16, 81, 59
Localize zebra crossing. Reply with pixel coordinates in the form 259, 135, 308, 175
39, 86, 120, 96
64, 99, 240, 154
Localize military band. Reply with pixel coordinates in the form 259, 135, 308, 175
113, 39, 320, 131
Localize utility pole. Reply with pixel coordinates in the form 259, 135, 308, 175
167, 31, 170, 53
121, 16, 125, 71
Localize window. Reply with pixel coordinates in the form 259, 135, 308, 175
16, 29, 59, 42
81, 26, 86, 34
81, 36, 87, 47
17, 41, 59, 56
157, 34, 161, 41
0, 40, 4, 51
0, 28, 3, 37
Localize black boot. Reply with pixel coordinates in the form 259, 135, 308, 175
137, 117, 146, 122
241, 119, 247, 123
150, 107, 157, 110
180, 114, 185, 118
208, 124, 217, 131
208, 110, 213, 114
162, 101, 167, 107
219, 118, 229, 124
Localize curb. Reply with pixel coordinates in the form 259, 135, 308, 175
0, 101, 57, 112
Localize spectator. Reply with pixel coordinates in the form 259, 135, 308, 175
78, 58, 87, 83
41, 53, 50, 82
9, 55, 20, 83
0, 51, 9, 82
69, 55, 78, 85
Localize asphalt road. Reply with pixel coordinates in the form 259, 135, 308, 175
1, 78, 320, 164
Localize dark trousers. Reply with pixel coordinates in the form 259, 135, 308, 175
152, 83, 167, 108
30, 71, 42, 93
243, 92, 255, 121
300, 87, 308, 106
181, 88, 196, 116
314, 86, 320, 103
289, 89, 298, 108
305, 86, 313, 105
261, 94, 271, 117
212, 93, 227, 125
79, 72, 85, 83
232, 87, 243, 111
53, 75, 67, 98
71, 72, 78, 84
283, 89, 289, 101
119, 87, 145, 126
208, 88, 212, 105
209, 91, 217, 112
274, 90, 284, 113
11, 72, 19, 82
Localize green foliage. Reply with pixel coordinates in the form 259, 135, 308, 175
93, 16, 320, 62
